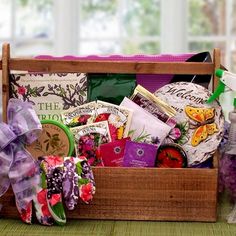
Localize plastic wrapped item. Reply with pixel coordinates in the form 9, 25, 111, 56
219, 99, 236, 223
87, 73, 136, 105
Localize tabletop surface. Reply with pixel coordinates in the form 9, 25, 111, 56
0, 192, 236, 236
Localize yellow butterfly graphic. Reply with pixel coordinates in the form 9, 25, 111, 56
185, 106, 218, 147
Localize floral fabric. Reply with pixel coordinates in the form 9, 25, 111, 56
62, 157, 79, 210
39, 156, 66, 226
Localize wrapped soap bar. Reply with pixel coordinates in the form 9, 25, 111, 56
62, 101, 96, 128
71, 121, 111, 166
95, 100, 133, 141
130, 85, 176, 126
123, 141, 157, 167
100, 137, 130, 167
120, 97, 172, 146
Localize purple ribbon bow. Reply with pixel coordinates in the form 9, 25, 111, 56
0, 99, 42, 223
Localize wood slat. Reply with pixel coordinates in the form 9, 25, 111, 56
9, 59, 215, 74
0, 167, 218, 222
2, 43, 10, 122
213, 48, 221, 91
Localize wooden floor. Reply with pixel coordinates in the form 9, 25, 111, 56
0, 193, 236, 236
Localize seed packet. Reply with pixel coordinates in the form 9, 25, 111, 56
130, 85, 176, 125
120, 97, 172, 146
62, 101, 96, 128
94, 100, 133, 141
70, 121, 111, 166
123, 141, 158, 167
87, 73, 136, 105
99, 137, 130, 167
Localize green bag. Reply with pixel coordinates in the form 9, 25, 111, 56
87, 73, 136, 105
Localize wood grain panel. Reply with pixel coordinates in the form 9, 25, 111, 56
9, 59, 214, 75
0, 167, 218, 222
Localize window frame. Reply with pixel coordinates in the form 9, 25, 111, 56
0, 0, 234, 71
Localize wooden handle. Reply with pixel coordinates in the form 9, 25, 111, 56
213, 48, 221, 91
2, 43, 10, 122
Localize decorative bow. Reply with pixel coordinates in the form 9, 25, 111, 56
0, 99, 42, 224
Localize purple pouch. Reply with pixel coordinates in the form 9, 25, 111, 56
123, 141, 158, 167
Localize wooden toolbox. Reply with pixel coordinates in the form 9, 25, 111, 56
0, 43, 220, 222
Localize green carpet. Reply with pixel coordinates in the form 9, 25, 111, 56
1, 193, 236, 236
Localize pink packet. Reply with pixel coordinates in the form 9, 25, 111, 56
70, 121, 111, 166
100, 137, 130, 167
123, 141, 158, 167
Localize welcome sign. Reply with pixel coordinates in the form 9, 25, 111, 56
155, 82, 224, 166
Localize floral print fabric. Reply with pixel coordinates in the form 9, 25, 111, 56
33, 155, 95, 226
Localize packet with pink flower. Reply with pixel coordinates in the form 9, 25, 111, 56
62, 101, 96, 128
123, 141, 158, 167
71, 121, 111, 166
100, 137, 130, 167
94, 100, 133, 141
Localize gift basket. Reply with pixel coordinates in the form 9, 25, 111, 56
0, 43, 223, 223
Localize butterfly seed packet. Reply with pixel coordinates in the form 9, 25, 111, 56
62, 101, 96, 128
95, 100, 133, 142
154, 82, 225, 166
70, 121, 111, 166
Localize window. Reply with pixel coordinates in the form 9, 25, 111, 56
0, 0, 235, 72
188, 0, 236, 72
79, 0, 160, 55
0, 0, 54, 56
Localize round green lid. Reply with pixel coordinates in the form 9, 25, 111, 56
39, 119, 74, 157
